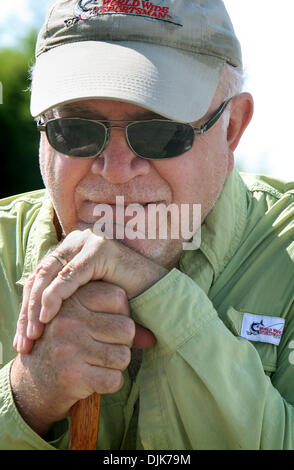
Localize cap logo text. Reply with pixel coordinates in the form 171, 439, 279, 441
65, 0, 182, 28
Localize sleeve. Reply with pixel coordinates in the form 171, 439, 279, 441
0, 361, 70, 450
130, 268, 294, 450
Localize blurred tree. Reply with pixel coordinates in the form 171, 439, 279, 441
0, 30, 43, 198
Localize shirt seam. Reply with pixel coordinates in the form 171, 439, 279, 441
130, 268, 183, 308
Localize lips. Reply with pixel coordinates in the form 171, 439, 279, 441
127, 202, 148, 207
78, 200, 162, 225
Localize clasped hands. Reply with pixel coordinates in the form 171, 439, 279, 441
11, 229, 167, 434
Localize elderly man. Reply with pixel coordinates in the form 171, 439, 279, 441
0, 0, 293, 450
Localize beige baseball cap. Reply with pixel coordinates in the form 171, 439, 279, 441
30, 0, 242, 122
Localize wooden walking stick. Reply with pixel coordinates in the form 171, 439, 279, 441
69, 393, 101, 450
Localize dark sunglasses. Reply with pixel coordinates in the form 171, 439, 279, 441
37, 98, 232, 160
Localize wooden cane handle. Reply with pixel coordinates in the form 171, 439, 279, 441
69, 393, 101, 450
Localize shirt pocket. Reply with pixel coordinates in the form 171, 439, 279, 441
222, 307, 278, 376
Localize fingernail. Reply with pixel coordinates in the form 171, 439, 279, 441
13, 333, 18, 349
39, 306, 48, 323
17, 336, 25, 353
27, 321, 36, 339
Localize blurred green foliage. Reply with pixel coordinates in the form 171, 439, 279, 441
0, 30, 44, 198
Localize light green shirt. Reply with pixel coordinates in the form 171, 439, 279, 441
0, 169, 293, 449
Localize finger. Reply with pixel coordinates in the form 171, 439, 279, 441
83, 364, 124, 395
82, 341, 131, 371
16, 230, 90, 345
37, 236, 96, 323
133, 324, 157, 350
57, 361, 124, 399
40, 240, 106, 323
26, 258, 62, 339
55, 228, 94, 257
86, 312, 135, 346
25, 249, 81, 339
75, 282, 130, 315
14, 274, 35, 354
40, 266, 85, 324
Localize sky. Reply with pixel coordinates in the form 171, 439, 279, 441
0, 0, 293, 180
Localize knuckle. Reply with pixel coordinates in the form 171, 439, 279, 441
89, 232, 101, 247
67, 229, 84, 242
119, 345, 131, 370
16, 320, 27, 336
120, 317, 135, 343
100, 370, 123, 394
65, 228, 92, 250
85, 235, 106, 258
50, 316, 76, 339
98, 344, 113, 368
113, 286, 128, 312
109, 370, 124, 393
17, 313, 28, 328
101, 344, 130, 370
83, 228, 93, 239
25, 274, 35, 287
57, 264, 75, 281
28, 272, 36, 281
35, 263, 51, 278
27, 297, 40, 314
41, 288, 54, 308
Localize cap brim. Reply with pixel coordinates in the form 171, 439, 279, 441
30, 41, 225, 122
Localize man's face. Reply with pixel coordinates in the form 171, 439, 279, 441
39, 97, 233, 269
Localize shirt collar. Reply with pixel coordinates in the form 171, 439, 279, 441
17, 191, 59, 286
179, 168, 248, 293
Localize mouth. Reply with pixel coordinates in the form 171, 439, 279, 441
79, 200, 165, 224
124, 202, 149, 207
88, 200, 164, 209
93, 201, 156, 206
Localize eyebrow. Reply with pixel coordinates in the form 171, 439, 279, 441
55, 103, 168, 121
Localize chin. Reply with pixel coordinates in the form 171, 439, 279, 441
71, 220, 183, 269
120, 237, 183, 269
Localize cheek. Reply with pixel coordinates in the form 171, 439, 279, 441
39, 137, 92, 231
39, 136, 52, 185
193, 137, 231, 217
153, 136, 229, 215
152, 149, 212, 204
40, 137, 91, 192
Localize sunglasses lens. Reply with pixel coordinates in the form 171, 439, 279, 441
127, 121, 194, 159
45, 119, 194, 160
46, 118, 106, 158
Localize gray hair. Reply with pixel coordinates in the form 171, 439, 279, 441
216, 63, 245, 129
219, 63, 245, 100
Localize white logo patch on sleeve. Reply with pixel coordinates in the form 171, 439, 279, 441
240, 313, 285, 346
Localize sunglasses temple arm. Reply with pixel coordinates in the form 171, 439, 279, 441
36, 118, 46, 132
195, 98, 232, 135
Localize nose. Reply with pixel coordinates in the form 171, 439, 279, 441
90, 127, 151, 184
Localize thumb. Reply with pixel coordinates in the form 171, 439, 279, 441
133, 324, 156, 350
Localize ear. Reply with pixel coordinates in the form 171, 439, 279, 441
227, 92, 254, 153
